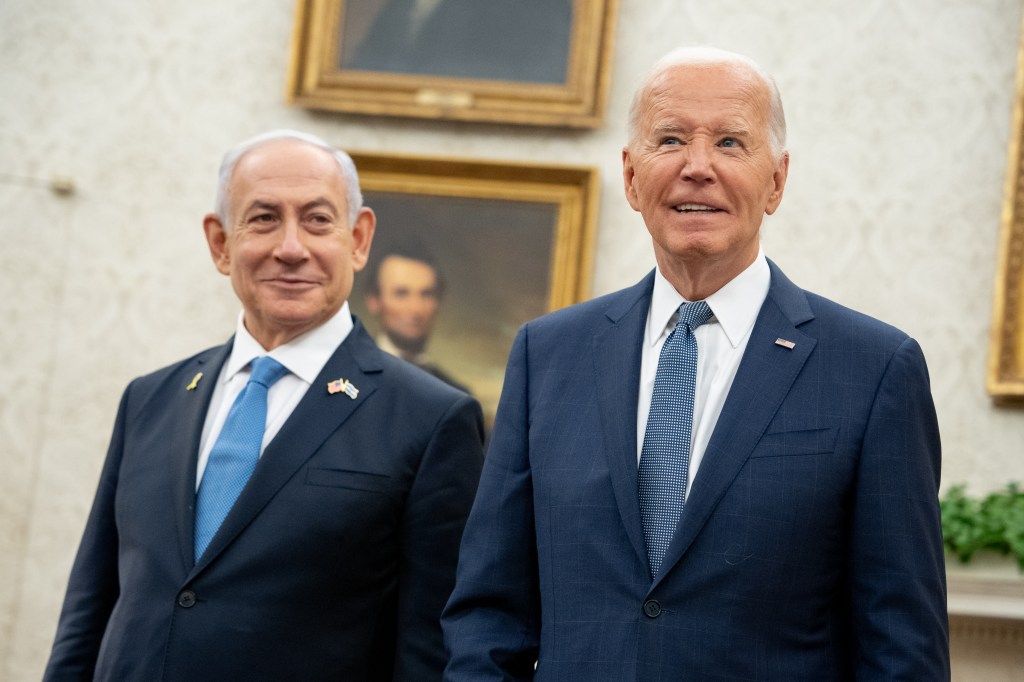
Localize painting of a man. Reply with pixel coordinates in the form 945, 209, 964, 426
365, 247, 470, 393
339, 0, 574, 83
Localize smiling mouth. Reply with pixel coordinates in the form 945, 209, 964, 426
674, 203, 722, 213
268, 277, 317, 287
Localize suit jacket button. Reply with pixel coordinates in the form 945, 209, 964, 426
177, 590, 196, 608
643, 599, 662, 618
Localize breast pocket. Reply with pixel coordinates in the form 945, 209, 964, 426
305, 467, 396, 494
750, 425, 838, 458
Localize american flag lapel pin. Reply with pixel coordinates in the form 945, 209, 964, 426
327, 377, 359, 399
774, 338, 796, 350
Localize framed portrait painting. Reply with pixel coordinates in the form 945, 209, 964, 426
989, 24, 1024, 405
347, 152, 598, 428
288, 0, 618, 127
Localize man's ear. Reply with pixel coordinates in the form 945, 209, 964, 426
203, 214, 231, 276
622, 147, 641, 212
765, 152, 790, 216
350, 207, 376, 272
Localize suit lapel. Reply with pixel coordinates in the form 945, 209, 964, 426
593, 273, 654, 570
173, 343, 231, 572
189, 321, 384, 576
654, 262, 816, 587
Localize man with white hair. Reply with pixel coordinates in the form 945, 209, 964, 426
44, 130, 484, 681
443, 48, 949, 680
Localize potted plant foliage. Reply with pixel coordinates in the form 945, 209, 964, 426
941, 483, 1024, 572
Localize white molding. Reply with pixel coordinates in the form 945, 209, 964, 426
946, 554, 1024, 621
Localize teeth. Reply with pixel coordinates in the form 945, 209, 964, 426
675, 203, 718, 212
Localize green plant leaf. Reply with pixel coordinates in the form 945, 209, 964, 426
940, 483, 1024, 570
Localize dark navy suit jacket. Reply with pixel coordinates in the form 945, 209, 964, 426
45, 319, 484, 681
443, 262, 949, 680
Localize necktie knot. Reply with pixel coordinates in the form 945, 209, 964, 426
675, 300, 712, 336
247, 356, 288, 389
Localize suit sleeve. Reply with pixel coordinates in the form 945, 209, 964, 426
848, 337, 950, 680
393, 391, 485, 680
442, 328, 541, 681
43, 386, 130, 681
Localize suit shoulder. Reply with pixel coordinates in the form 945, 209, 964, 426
523, 278, 650, 338
375, 349, 475, 406
802, 290, 914, 351
369, 351, 484, 444
122, 345, 225, 398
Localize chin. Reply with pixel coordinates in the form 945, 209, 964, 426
389, 333, 428, 354
661, 237, 729, 261
266, 305, 331, 330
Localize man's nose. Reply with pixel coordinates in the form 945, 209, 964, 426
403, 302, 426, 319
680, 142, 715, 183
275, 220, 308, 261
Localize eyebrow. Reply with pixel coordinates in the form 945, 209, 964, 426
300, 197, 340, 214
244, 200, 281, 214
652, 122, 688, 136
717, 126, 751, 138
242, 198, 340, 215
650, 121, 752, 138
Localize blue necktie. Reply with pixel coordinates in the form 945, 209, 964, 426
194, 356, 288, 561
639, 301, 713, 579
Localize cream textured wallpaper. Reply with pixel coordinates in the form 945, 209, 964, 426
1, 0, 1023, 678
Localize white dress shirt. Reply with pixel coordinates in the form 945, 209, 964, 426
195, 303, 354, 489
636, 252, 770, 500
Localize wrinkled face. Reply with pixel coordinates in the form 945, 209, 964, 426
623, 61, 788, 279
203, 139, 375, 350
366, 255, 440, 354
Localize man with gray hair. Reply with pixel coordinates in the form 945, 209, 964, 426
443, 48, 948, 679
44, 129, 484, 681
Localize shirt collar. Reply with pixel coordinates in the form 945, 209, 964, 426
224, 302, 355, 384
648, 250, 770, 349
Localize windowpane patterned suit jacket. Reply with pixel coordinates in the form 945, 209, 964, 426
443, 262, 948, 681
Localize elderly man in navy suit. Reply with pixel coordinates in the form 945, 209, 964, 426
44, 129, 484, 681
443, 47, 949, 680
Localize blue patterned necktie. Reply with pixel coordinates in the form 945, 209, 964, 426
639, 301, 713, 579
194, 356, 288, 561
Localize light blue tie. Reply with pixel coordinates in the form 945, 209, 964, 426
638, 301, 713, 579
194, 356, 288, 562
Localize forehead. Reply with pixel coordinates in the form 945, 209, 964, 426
229, 140, 348, 206
378, 256, 438, 286
638, 62, 770, 132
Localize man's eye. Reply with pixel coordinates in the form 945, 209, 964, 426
250, 213, 276, 223
719, 137, 739, 148
303, 213, 335, 229
661, 137, 681, 146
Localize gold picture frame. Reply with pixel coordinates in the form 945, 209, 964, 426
989, 22, 1024, 404
288, 0, 618, 127
348, 152, 598, 426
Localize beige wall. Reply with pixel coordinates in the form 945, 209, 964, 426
2, 0, 1023, 679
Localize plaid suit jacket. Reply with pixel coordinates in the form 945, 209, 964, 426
443, 261, 949, 681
